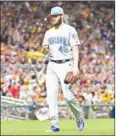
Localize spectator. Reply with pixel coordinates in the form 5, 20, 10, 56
1, 2, 114, 111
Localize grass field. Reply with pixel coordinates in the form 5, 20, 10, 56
1, 119, 114, 135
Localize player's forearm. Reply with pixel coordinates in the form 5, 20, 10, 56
72, 45, 79, 69
41, 44, 49, 53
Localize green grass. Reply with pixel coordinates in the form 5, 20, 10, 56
1, 119, 114, 135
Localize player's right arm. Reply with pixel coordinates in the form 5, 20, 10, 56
41, 31, 49, 54
41, 44, 49, 54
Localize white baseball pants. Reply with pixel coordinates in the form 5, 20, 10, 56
46, 60, 83, 128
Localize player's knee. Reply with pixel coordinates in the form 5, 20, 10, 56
47, 91, 57, 98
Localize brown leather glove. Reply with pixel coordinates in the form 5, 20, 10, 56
64, 72, 81, 84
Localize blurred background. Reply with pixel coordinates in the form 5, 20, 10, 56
1, 1, 115, 121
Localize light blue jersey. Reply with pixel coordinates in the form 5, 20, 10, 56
42, 23, 80, 60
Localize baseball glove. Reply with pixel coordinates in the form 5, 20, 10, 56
64, 72, 82, 84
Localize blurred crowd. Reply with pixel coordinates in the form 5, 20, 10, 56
1, 1, 115, 108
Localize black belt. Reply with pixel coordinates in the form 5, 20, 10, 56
50, 59, 72, 64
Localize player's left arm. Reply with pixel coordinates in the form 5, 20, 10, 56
72, 45, 80, 76
70, 27, 81, 76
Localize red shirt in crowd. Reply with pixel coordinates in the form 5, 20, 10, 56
8, 86, 20, 98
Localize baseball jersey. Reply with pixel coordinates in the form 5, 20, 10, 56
42, 23, 80, 60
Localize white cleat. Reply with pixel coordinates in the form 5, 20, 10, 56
46, 126, 60, 132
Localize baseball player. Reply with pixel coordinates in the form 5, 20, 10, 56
42, 6, 84, 132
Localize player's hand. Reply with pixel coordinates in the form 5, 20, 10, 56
64, 68, 81, 84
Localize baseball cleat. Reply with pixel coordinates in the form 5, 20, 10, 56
77, 119, 84, 131
46, 126, 60, 132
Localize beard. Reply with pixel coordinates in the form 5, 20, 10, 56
52, 16, 62, 27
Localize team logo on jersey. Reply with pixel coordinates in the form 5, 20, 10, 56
48, 36, 68, 45
72, 34, 77, 39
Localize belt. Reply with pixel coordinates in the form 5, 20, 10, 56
50, 59, 72, 64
